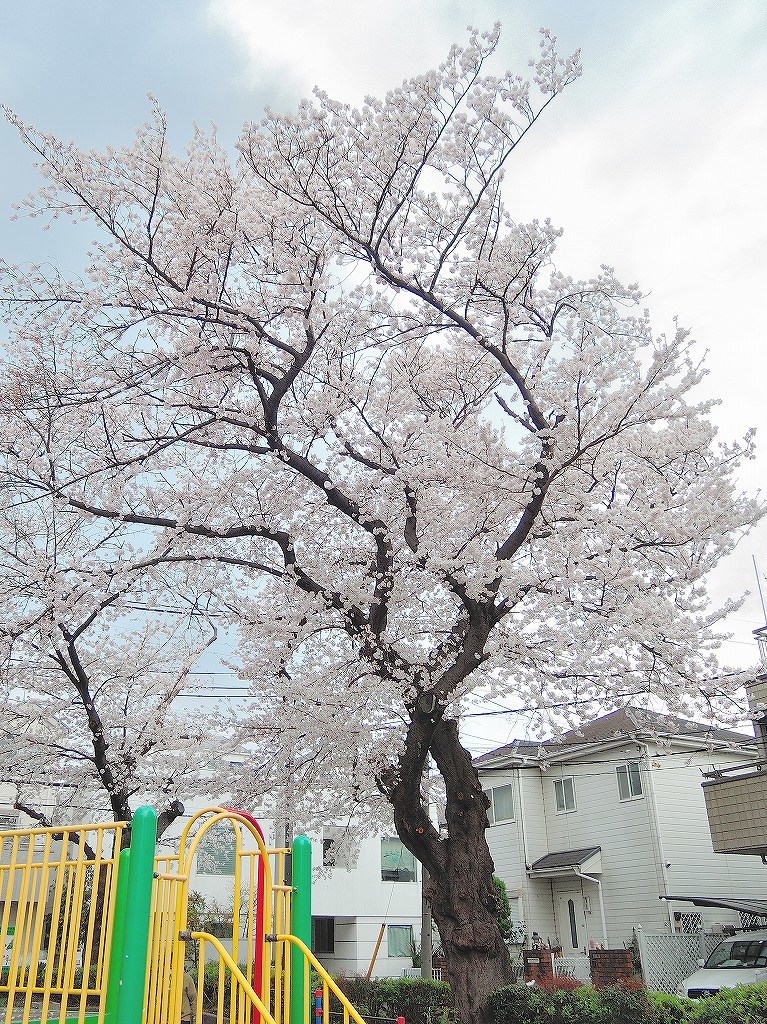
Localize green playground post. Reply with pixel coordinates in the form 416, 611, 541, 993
290, 835, 312, 1024
104, 848, 131, 1024
114, 807, 158, 1024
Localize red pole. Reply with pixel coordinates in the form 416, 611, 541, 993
225, 808, 266, 1023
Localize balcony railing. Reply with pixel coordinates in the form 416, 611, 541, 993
702, 760, 767, 857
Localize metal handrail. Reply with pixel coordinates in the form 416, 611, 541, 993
702, 758, 767, 779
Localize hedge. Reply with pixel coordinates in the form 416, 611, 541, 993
485, 981, 767, 1024
332, 975, 455, 1024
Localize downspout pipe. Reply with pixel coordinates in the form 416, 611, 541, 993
638, 741, 676, 932
572, 867, 609, 949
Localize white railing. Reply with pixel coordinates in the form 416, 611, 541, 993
402, 967, 443, 981
552, 955, 591, 982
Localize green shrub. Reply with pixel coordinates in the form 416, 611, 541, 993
485, 981, 660, 1024
333, 975, 455, 1024
597, 982, 654, 1024
485, 983, 559, 1024
691, 983, 767, 1024
486, 981, 767, 1024
647, 990, 697, 1024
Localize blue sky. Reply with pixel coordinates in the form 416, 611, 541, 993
1, 1, 766, 747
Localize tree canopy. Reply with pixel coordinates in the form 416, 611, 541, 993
1, 26, 760, 1022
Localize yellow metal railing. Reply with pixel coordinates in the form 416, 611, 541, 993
143, 809, 294, 1024
193, 932, 277, 1024
275, 936, 367, 1024
0, 807, 368, 1024
0, 820, 125, 1024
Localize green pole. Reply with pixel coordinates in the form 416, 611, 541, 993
290, 835, 312, 1024
115, 807, 158, 1024
104, 848, 131, 1024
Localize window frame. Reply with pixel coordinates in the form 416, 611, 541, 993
387, 924, 414, 958
485, 783, 515, 825
554, 776, 577, 813
381, 838, 418, 882
616, 762, 644, 801
312, 916, 335, 954
322, 826, 354, 869
196, 825, 237, 875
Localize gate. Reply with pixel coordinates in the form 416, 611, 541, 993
1, 806, 365, 1024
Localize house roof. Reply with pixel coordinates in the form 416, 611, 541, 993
475, 706, 754, 767
529, 847, 602, 872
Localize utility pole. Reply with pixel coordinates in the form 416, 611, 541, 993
420, 756, 435, 979
420, 866, 433, 979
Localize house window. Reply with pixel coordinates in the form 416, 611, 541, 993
203, 915, 234, 939
381, 838, 418, 881
486, 784, 515, 825
616, 762, 643, 801
387, 924, 413, 958
312, 916, 335, 954
567, 899, 578, 949
554, 777, 576, 813
323, 826, 354, 869
197, 826, 237, 875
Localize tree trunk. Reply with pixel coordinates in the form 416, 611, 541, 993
384, 716, 512, 1024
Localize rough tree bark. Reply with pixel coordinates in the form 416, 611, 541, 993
382, 714, 512, 1024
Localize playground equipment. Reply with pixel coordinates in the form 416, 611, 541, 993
0, 806, 365, 1024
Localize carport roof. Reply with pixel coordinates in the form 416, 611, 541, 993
661, 895, 767, 918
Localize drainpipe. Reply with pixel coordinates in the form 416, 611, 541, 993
573, 867, 609, 948
639, 742, 676, 932
516, 766, 531, 930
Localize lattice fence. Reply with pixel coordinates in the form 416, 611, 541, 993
636, 928, 722, 993
553, 955, 591, 982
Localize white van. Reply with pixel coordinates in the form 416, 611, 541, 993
677, 930, 767, 998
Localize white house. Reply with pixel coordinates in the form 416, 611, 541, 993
171, 796, 423, 978
475, 707, 767, 955
0, 779, 422, 979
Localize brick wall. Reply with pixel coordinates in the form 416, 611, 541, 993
588, 948, 635, 987
523, 948, 553, 982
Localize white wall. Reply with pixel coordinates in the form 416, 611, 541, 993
481, 740, 767, 951
650, 746, 767, 931
165, 799, 421, 978
310, 831, 421, 978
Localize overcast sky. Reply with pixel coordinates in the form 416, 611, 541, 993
1, 1, 765, 750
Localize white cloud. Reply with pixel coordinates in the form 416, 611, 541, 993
206, 0, 499, 102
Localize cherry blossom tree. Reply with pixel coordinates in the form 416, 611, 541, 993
0, 380, 232, 840
1, 27, 761, 1021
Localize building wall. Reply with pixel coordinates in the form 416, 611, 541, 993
483, 768, 558, 945
481, 738, 767, 951
309, 831, 422, 978
165, 799, 421, 978
545, 742, 667, 945
649, 745, 767, 930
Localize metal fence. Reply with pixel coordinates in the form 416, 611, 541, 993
635, 927, 722, 994
0, 817, 126, 1024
